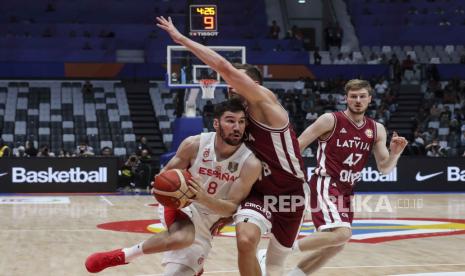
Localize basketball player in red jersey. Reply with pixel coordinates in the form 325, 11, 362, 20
157, 16, 308, 276
85, 99, 262, 275
286, 79, 408, 275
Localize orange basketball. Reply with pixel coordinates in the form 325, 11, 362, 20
152, 169, 195, 209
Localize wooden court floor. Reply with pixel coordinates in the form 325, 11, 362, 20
1, 193, 465, 276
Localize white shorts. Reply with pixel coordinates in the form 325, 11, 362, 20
158, 203, 221, 274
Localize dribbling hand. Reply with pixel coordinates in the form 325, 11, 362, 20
187, 177, 209, 204
155, 16, 184, 44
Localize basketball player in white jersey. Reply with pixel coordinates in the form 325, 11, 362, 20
85, 99, 262, 275
157, 16, 308, 276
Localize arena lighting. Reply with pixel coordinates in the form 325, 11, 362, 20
298, 0, 306, 3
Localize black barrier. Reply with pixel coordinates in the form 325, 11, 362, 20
303, 157, 465, 192
0, 157, 118, 193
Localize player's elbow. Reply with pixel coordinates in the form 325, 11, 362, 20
215, 58, 232, 75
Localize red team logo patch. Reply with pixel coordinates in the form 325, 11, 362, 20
365, 129, 373, 138
203, 148, 210, 158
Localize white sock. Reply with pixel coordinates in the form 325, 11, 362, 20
265, 236, 292, 276
287, 267, 306, 276
292, 240, 302, 253
122, 242, 144, 262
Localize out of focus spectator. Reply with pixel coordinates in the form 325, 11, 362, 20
118, 154, 140, 191
313, 47, 322, 65
74, 141, 94, 157
269, 20, 280, 39
13, 145, 27, 157
388, 54, 402, 82
305, 107, 318, 126
100, 147, 113, 157
58, 149, 71, 157
136, 136, 152, 156
24, 140, 38, 157
82, 80, 93, 94
202, 100, 215, 130
0, 138, 11, 157
37, 144, 55, 157
425, 139, 447, 157
410, 129, 425, 155
401, 55, 415, 74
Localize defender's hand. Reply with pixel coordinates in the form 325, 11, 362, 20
389, 131, 408, 155
155, 16, 185, 44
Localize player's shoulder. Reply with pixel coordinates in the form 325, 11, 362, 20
181, 135, 201, 151
243, 152, 261, 170
317, 112, 336, 125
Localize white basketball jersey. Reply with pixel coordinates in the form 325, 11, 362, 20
188, 132, 252, 215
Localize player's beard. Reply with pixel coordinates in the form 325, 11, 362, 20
219, 123, 243, 146
348, 104, 368, 115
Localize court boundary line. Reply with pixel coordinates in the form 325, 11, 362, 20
134, 263, 465, 276
100, 195, 114, 206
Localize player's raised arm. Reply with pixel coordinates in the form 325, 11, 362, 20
187, 154, 261, 217
298, 113, 335, 152
161, 135, 199, 172
156, 16, 268, 105
372, 124, 408, 174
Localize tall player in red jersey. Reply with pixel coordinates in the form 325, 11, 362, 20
157, 16, 308, 276
286, 79, 408, 276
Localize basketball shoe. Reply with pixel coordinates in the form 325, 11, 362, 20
85, 249, 128, 273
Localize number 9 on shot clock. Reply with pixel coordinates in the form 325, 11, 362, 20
189, 4, 218, 37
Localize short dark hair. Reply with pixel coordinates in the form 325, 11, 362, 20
213, 98, 246, 119
232, 63, 263, 84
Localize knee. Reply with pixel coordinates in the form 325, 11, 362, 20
166, 230, 195, 250
332, 228, 352, 245
236, 228, 260, 254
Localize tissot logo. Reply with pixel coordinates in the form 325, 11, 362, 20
11, 167, 107, 183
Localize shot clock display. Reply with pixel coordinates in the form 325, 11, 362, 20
189, 4, 218, 37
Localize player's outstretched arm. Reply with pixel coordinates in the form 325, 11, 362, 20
156, 16, 269, 105
298, 113, 335, 152
187, 154, 262, 217
161, 135, 199, 173
373, 124, 408, 174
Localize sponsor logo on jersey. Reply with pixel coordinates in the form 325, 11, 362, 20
203, 148, 210, 158
228, 162, 239, 173
365, 129, 373, 138
198, 167, 237, 182
340, 128, 347, 134
336, 139, 371, 151
307, 166, 397, 182
99, 218, 465, 244
246, 133, 255, 142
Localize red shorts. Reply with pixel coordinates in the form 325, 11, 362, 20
163, 206, 190, 228
237, 188, 305, 248
310, 175, 354, 231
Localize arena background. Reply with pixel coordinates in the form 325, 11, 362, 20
0, 0, 464, 275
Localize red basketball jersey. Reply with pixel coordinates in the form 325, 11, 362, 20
245, 116, 306, 195
315, 111, 377, 191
